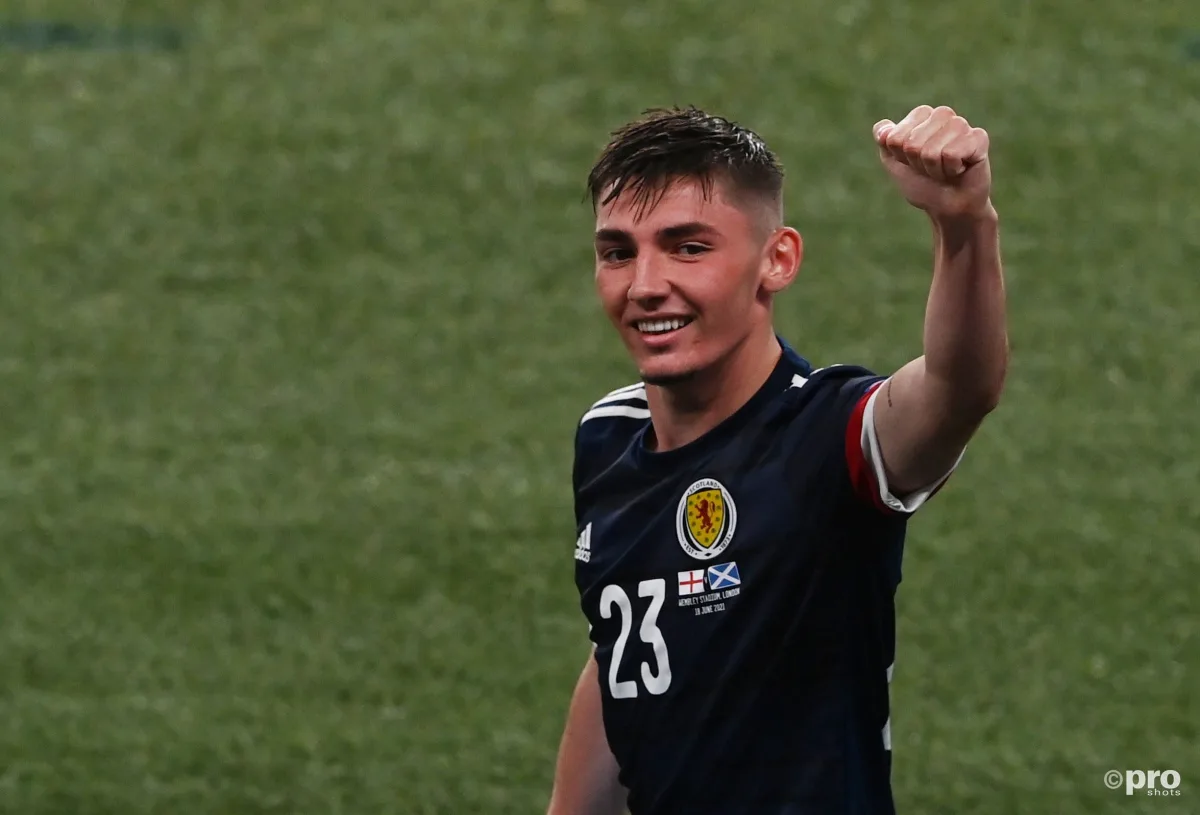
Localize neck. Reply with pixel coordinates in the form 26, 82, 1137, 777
644, 330, 782, 452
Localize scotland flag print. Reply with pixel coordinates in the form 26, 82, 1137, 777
706, 562, 741, 591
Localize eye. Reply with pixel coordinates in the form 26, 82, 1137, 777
677, 243, 710, 256
600, 247, 634, 263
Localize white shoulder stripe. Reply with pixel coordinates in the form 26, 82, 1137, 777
590, 385, 647, 409
580, 405, 651, 424
602, 381, 645, 399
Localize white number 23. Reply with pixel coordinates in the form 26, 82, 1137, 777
599, 579, 672, 698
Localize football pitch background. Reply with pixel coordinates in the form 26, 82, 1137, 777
1, 1, 1197, 812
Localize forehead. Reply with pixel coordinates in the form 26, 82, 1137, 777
595, 177, 752, 236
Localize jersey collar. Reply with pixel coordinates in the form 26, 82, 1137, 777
630, 336, 809, 473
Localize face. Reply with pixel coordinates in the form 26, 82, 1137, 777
593, 178, 802, 385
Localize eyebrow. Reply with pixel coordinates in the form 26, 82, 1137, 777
594, 221, 718, 244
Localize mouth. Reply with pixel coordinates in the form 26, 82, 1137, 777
633, 316, 694, 338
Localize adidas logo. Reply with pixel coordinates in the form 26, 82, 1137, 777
574, 523, 592, 563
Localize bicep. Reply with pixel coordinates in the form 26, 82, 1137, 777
866, 356, 976, 498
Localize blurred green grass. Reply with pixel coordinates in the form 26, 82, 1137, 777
0, 0, 1196, 812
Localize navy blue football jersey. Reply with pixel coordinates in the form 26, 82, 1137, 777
571, 340, 957, 815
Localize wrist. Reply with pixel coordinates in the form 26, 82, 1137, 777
929, 203, 999, 250
929, 201, 999, 233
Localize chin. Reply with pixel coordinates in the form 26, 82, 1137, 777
641, 368, 700, 387
636, 351, 708, 386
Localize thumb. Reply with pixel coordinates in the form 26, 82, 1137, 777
872, 119, 895, 145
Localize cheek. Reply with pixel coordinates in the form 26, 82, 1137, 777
699, 265, 759, 317
595, 271, 627, 319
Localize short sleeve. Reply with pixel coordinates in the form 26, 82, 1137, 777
844, 378, 962, 515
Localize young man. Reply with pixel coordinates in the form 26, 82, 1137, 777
548, 105, 1007, 815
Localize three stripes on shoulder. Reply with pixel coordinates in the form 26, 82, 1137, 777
580, 383, 649, 424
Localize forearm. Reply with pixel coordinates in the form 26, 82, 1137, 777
872, 206, 1008, 493
920, 206, 1008, 413
547, 654, 627, 815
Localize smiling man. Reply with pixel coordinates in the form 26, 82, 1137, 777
547, 106, 1008, 815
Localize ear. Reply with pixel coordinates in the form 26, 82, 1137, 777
760, 226, 802, 295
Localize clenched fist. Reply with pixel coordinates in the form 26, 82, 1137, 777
874, 105, 993, 220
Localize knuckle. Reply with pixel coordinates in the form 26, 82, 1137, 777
904, 106, 932, 125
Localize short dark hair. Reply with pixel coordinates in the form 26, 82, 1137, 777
586, 106, 784, 218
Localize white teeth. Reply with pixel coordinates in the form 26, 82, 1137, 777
637, 318, 690, 334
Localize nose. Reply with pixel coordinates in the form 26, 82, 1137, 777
627, 253, 670, 307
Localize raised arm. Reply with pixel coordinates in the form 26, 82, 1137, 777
867, 105, 1009, 496
547, 652, 628, 815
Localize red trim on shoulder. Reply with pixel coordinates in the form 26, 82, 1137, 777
844, 382, 891, 513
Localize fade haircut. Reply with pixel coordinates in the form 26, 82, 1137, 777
587, 106, 785, 223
